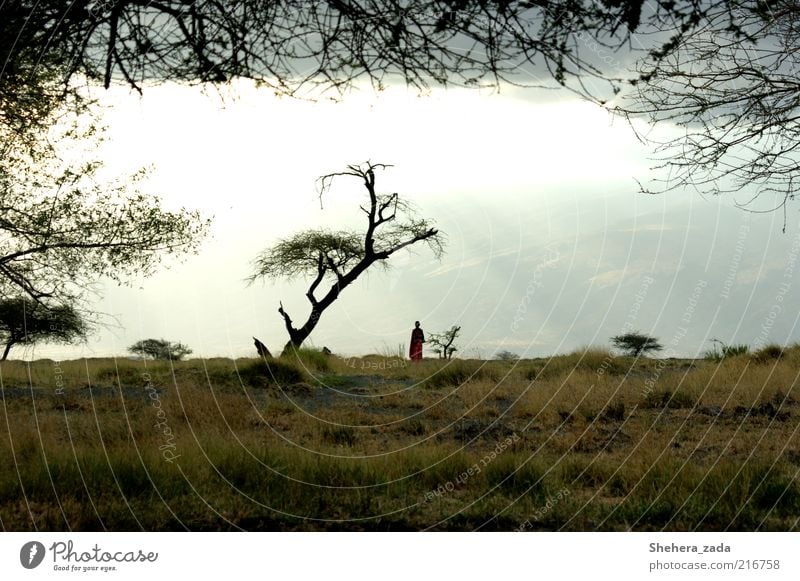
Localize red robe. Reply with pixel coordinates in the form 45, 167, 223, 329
410, 327, 424, 361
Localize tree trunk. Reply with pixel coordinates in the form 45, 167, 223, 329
281, 307, 321, 355
2, 340, 14, 361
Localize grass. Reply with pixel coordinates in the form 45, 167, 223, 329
2, 345, 800, 531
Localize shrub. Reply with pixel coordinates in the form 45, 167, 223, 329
281, 347, 332, 372
236, 359, 307, 388
704, 340, 749, 361
751, 344, 784, 364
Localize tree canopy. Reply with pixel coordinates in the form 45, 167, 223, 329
3, 1, 800, 218
0, 297, 88, 360
129, 338, 193, 360
430, 325, 462, 359
611, 331, 664, 357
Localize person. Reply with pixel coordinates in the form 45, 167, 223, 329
409, 321, 425, 361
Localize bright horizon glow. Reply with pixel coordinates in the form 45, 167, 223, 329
13, 81, 800, 361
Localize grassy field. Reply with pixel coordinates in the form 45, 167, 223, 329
1, 345, 799, 531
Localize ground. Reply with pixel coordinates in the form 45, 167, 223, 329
1, 346, 798, 531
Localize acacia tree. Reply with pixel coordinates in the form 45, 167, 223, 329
128, 338, 192, 361
0, 297, 87, 360
610, 331, 663, 357
429, 325, 462, 359
249, 162, 444, 352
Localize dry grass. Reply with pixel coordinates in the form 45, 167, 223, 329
2, 346, 800, 531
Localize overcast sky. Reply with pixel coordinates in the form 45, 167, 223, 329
21, 80, 800, 361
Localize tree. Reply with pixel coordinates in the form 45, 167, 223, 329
494, 349, 520, 362
128, 339, 192, 361
0, 118, 210, 307
610, 331, 663, 357
249, 162, 444, 353
429, 325, 462, 359
0, 297, 88, 360
617, 2, 800, 226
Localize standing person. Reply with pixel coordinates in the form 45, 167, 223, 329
409, 321, 425, 362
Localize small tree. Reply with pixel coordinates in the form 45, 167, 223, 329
249, 162, 444, 353
0, 297, 88, 360
128, 339, 192, 361
428, 325, 461, 360
610, 332, 663, 357
494, 350, 520, 362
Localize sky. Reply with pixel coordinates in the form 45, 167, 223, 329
19, 80, 800, 361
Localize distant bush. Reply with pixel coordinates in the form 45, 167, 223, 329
751, 344, 785, 364
704, 340, 749, 361
129, 338, 192, 361
236, 359, 307, 388
424, 361, 500, 388
494, 350, 520, 362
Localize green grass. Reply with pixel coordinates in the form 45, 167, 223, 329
2, 346, 800, 531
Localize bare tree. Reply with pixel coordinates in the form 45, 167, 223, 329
617, 1, 800, 227
248, 162, 444, 353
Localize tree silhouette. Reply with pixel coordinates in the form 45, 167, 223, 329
610, 332, 663, 357
249, 162, 444, 353
0, 297, 87, 360
617, 1, 800, 226
0, 117, 209, 307
0, 2, 742, 104
128, 339, 192, 361
429, 326, 461, 359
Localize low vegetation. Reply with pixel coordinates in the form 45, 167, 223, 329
2, 344, 800, 531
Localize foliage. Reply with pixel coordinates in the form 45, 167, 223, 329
280, 347, 332, 373
0, 115, 210, 308
751, 344, 786, 364
1, 2, 725, 101
0, 297, 87, 360
5, 3, 798, 222
429, 326, 462, 360
128, 339, 193, 361
236, 358, 308, 388
610, 332, 663, 357
618, 2, 800, 222
704, 339, 750, 362
494, 350, 520, 362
